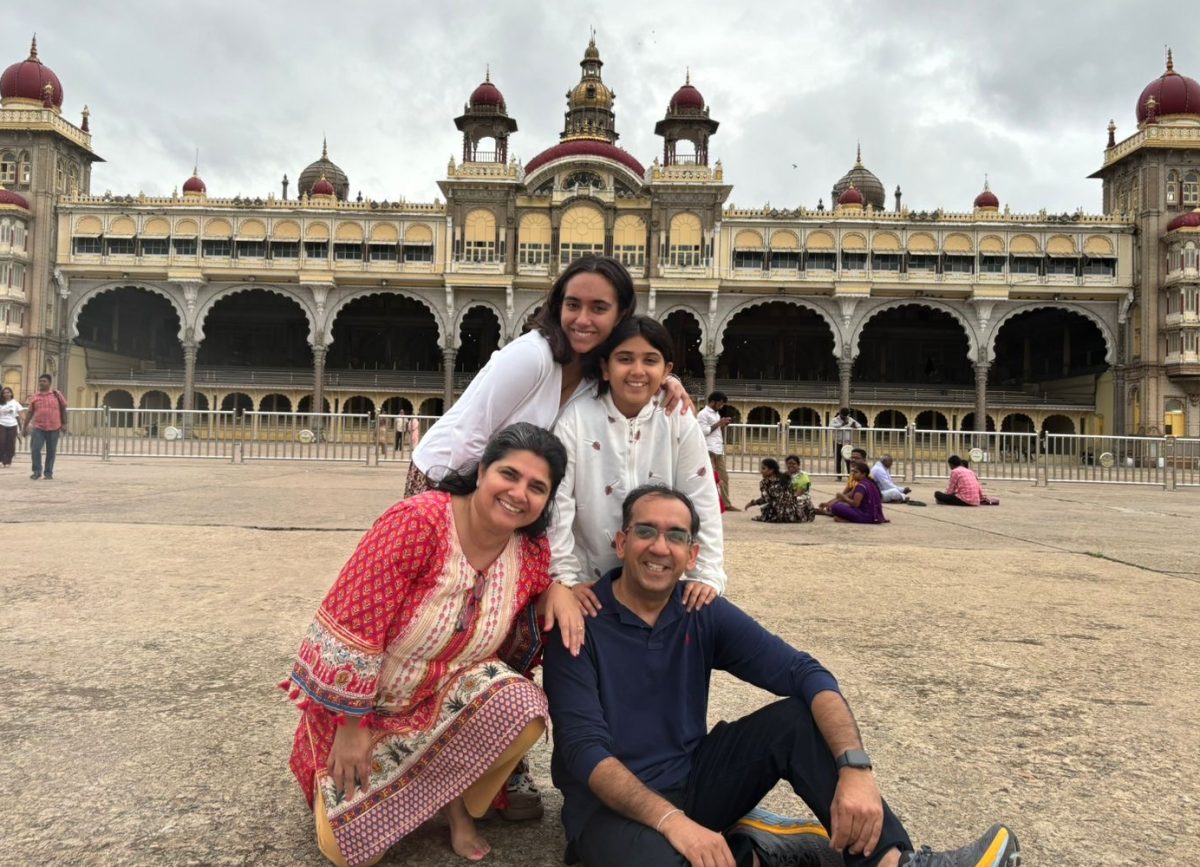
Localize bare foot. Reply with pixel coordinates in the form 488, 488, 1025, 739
443, 798, 491, 861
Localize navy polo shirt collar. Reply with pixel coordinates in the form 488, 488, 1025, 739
596, 568, 686, 632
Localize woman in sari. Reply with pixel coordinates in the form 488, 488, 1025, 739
817, 460, 888, 523
746, 458, 811, 523
284, 423, 582, 865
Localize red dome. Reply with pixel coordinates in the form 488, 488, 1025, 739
0, 187, 29, 209
525, 139, 645, 177
974, 188, 999, 209
0, 37, 63, 108
669, 82, 705, 112
1167, 209, 1200, 232
470, 79, 506, 110
837, 185, 864, 206
1136, 52, 1200, 123
182, 174, 206, 194
311, 176, 335, 197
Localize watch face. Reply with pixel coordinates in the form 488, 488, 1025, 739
840, 749, 872, 769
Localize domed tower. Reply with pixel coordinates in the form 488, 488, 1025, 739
182, 164, 207, 199
0, 37, 63, 111
835, 183, 865, 214
654, 71, 719, 166
562, 35, 618, 143
973, 177, 1000, 213
831, 145, 886, 211
298, 139, 349, 201
1136, 49, 1200, 128
454, 69, 518, 164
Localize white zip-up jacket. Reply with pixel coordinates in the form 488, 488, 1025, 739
549, 390, 727, 594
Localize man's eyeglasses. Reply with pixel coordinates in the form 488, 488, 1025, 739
626, 523, 693, 548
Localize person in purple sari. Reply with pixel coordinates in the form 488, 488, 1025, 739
817, 461, 888, 524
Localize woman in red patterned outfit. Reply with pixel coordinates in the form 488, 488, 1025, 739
284, 423, 583, 865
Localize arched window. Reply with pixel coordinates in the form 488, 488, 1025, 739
462, 209, 496, 262
558, 205, 604, 264
517, 213, 551, 267
668, 213, 703, 267
612, 215, 646, 268
0, 152, 14, 184
18, 151, 31, 185
1184, 172, 1199, 207
1166, 170, 1179, 205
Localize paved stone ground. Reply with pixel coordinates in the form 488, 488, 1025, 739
2, 458, 1198, 866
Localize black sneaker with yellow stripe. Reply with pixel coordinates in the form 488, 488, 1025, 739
726, 808, 844, 866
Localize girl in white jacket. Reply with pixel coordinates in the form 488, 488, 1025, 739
549, 316, 727, 615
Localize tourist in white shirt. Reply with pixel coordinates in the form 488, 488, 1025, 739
830, 407, 862, 480
0, 386, 22, 467
696, 390, 736, 511
869, 454, 926, 506
551, 316, 726, 616
408, 256, 692, 495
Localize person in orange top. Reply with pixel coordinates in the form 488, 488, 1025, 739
21, 373, 67, 480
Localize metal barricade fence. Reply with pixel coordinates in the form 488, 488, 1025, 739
1177, 438, 1200, 488
377, 415, 443, 465
1044, 433, 1170, 487
722, 423, 785, 473
908, 429, 1039, 483
15, 407, 108, 458
106, 409, 238, 460
240, 412, 373, 463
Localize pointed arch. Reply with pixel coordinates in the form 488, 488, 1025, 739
851, 299, 978, 362
453, 300, 507, 340
325, 289, 444, 349
69, 282, 189, 342
986, 302, 1115, 365
194, 285, 318, 345
657, 303, 710, 353
715, 297, 842, 358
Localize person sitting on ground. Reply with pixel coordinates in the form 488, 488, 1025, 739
870, 454, 925, 506
818, 447, 868, 513
746, 458, 811, 523
816, 460, 888, 523
934, 455, 982, 506
543, 485, 1021, 867
784, 454, 816, 522
283, 423, 584, 866
550, 315, 725, 618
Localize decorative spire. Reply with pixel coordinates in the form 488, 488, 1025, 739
81, 104, 90, 133
193, 148, 199, 176
1106, 119, 1116, 149
321, 136, 328, 159
29, 34, 38, 62
1167, 47, 1175, 74
485, 64, 490, 82
855, 142, 863, 166
983, 173, 990, 191
686, 66, 691, 85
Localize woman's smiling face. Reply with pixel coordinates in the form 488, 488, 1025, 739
560, 272, 620, 358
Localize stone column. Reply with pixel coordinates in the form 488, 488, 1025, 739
311, 344, 327, 435
182, 339, 198, 435
1112, 364, 1126, 436
703, 353, 718, 398
442, 347, 458, 408
837, 358, 853, 410
974, 360, 990, 435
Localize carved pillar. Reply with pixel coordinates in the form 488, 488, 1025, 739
703, 353, 718, 397
974, 360, 990, 434
442, 347, 458, 408
1112, 364, 1127, 436
837, 358, 853, 410
182, 337, 198, 409
311, 344, 327, 434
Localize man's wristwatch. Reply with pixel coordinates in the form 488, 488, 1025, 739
835, 749, 873, 771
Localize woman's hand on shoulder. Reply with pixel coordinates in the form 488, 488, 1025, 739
542, 582, 587, 656
570, 582, 603, 618
681, 580, 719, 612
659, 376, 696, 416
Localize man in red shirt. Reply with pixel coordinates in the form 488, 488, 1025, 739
21, 373, 68, 480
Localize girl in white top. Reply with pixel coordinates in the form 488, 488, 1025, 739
408, 256, 691, 493
550, 316, 726, 614
0, 386, 23, 468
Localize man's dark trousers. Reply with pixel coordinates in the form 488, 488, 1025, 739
569, 697, 912, 867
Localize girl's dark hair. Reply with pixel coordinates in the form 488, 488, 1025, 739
592, 315, 674, 396
529, 255, 637, 366
761, 458, 781, 475
432, 423, 568, 537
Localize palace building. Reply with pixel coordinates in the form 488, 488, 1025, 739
2, 35, 1198, 437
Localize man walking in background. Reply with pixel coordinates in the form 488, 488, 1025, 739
22, 373, 67, 480
697, 391, 737, 511
831, 407, 861, 481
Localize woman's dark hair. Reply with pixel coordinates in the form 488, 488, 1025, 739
849, 460, 871, 477
432, 422, 568, 537
947, 454, 964, 468
591, 315, 673, 396
529, 255, 637, 366
760, 458, 781, 475
0, 387, 12, 401
785, 454, 801, 465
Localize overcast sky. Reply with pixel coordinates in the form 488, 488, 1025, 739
10, 1, 1185, 213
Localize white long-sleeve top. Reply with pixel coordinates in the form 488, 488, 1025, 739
412, 331, 589, 480
549, 390, 727, 594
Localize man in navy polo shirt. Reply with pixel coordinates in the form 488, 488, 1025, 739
543, 485, 1020, 867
